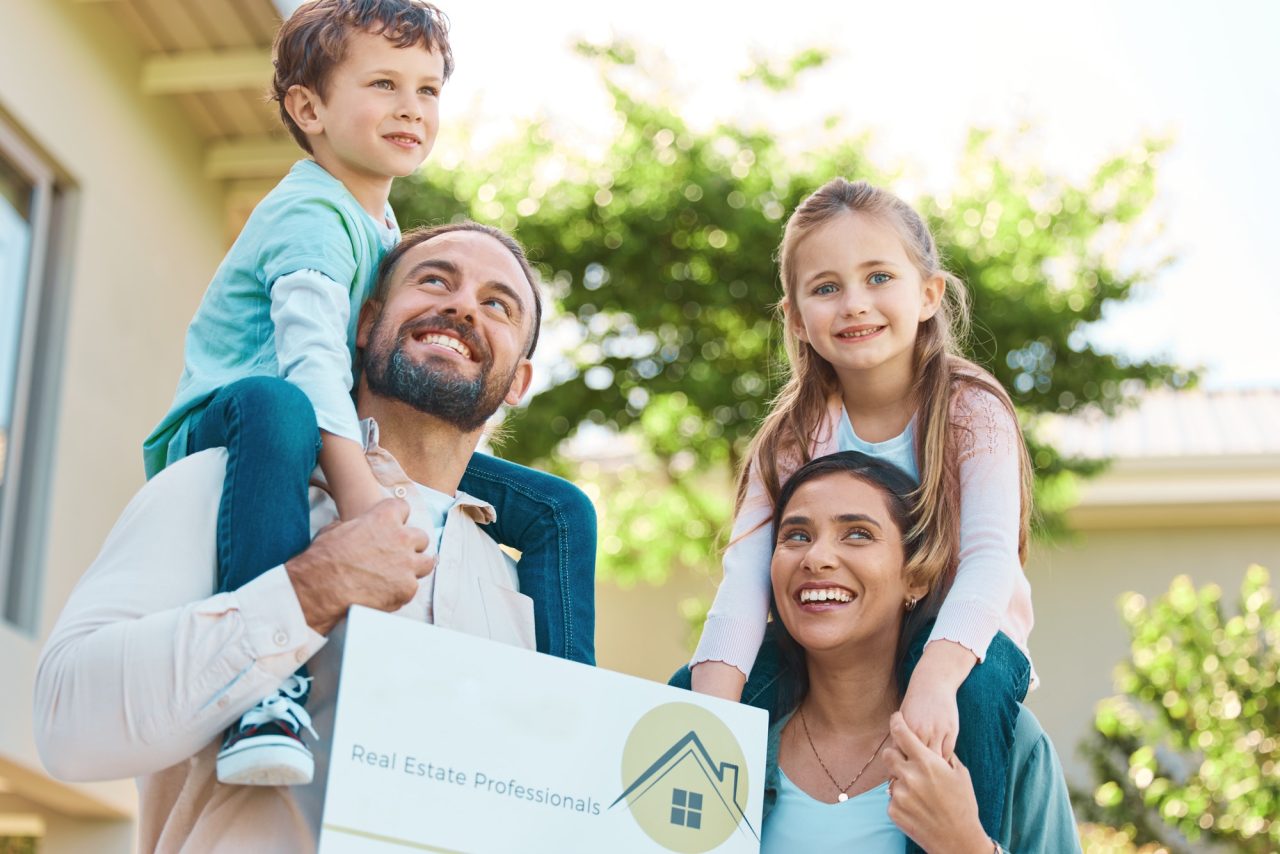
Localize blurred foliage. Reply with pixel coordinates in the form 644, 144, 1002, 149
391, 39, 1191, 590
1074, 566, 1279, 852
1078, 823, 1172, 853
0, 838, 37, 854
739, 46, 831, 91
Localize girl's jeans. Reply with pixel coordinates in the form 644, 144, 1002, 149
900, 619, 1030, 848
187, 375, 597, 664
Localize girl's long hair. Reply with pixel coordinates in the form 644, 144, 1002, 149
737, 178, 1033, 598
765, 452, 943, 713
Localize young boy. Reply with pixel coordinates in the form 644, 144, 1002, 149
144, 0, 596, 788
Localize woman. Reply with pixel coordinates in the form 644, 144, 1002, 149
674, 451, 1079, 851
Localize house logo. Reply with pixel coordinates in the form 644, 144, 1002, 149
610, 702, 757, 853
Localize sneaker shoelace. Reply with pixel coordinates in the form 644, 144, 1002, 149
240, 674, 318, 739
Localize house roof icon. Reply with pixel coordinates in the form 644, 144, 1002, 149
610, 730, 759, 841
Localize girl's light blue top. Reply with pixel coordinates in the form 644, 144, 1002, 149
836, 407, 919, 484
760, 770, 905, 854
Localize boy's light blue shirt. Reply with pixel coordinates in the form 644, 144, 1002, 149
143, 159, 398, 479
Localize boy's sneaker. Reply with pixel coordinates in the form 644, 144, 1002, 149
216, 674, 318, 786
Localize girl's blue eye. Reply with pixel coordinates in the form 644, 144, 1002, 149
372, 79, 394, 90
813, 283, 838, 296
869, 272, 892, 285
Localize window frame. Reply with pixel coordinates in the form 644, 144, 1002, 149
0, 113, 66, 633
669, 787, 703, 829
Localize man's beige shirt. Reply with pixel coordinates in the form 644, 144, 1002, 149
35, 421, 535, 853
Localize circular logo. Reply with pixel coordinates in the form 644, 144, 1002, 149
616, 702, 753, 853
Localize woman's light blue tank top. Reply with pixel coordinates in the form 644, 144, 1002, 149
836, 407, 920, 484
760, 769, 905, 853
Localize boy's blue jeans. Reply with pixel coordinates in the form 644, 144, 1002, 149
460, 453, 596, 665
188, 376, 597, 665
669, 619, 1029, 842
188, 377, 321, 595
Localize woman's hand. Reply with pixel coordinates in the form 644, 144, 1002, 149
883, 712, 992, 854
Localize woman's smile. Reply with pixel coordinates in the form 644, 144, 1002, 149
796, 582, 856, 609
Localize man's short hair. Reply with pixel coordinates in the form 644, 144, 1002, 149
373, 222, 543, 358
271, 0, 455, 152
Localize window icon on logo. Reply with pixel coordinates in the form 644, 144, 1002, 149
670, 788, 703, 829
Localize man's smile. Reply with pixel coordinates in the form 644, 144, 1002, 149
411, 330, 473, 361
400, 317, 485, 364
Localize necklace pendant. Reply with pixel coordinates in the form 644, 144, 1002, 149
837, 792, 849, 803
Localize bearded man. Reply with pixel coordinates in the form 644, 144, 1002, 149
34, 222, 589, 852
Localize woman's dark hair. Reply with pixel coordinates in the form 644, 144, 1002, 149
767, 451, 945, 715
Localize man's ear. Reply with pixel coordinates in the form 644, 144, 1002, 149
919, 273, 945, 322
781, 297, 808, 343
284, 83, 325, 137
356, 300, 380, 349
503, 359, 534, 407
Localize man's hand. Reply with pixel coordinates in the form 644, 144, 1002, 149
285, 498, 434, 635
883, 712, 992, 854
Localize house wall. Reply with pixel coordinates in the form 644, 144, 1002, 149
1024, 524, 1278, 788
0, 0, 227, 847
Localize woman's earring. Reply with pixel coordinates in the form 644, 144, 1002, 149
905, 596, 918, 611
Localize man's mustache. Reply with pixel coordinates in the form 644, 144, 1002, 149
397, 315, 488, 363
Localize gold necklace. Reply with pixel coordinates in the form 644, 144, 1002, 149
797, 705, 891, 803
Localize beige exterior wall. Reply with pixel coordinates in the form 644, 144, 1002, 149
0, 0, 228, 846
1024, 524, 1277, 787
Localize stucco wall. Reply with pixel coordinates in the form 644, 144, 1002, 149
0, 0, 227, 841
1024, 526, 1278, 787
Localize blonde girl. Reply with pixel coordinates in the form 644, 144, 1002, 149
690, 177, 1035, 843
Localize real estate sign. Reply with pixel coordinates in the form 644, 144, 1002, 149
318, 606, 767, 854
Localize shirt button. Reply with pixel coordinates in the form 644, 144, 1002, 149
393, 486, 408, 498
273, 630, 289, 647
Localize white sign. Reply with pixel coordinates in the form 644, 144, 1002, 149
318, 607, 767, 854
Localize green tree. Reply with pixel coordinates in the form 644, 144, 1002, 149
390, 40, 1190, 588
1075, 566, 1279, 851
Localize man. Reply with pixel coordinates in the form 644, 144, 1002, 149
34, 222, 590, 852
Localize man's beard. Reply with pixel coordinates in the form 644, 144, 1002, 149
363, 315, 515, 432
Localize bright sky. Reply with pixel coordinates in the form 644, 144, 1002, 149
426, 0, 1278, 389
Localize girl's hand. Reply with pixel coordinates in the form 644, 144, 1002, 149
884, 712, 992, 854
902, 638, 978, 757
900, 678, 960, 759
